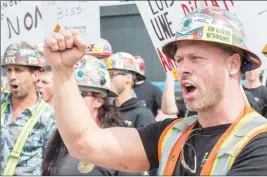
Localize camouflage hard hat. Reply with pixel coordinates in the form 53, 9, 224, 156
34, 43, 44, 53
33, 43, 50, 67
106, 52, 146, 81
162, 7, 262, 71
75, 55, 118, 97
1, 41, 46, 68
85, 38, 113, 58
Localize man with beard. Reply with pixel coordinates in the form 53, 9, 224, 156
43, 7, 267, 176
162, 70, 261, 118
106, 52, 155, 128
36, 65, 54, 105
1, 41, 55, 175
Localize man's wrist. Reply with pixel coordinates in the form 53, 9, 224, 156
166, 71, 175, 80
52, 65, 75, 78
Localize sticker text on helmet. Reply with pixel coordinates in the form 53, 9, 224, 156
202, 24, 233, 45
4, 56, 16, 64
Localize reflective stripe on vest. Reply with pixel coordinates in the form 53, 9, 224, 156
209, 112, 267, 175
158, 109, 267, 176
1, 100, 48, 176
158, 116, 198, 175
1, 102, 8, 125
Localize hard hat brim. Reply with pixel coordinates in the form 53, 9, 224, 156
87, 52, 113, 57
136, 73, 146, 81
162, 39, 262, 71
1, 63, 43, 69
78, 85, 118, 98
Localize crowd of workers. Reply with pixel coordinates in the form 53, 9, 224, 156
1, 6, 267, 176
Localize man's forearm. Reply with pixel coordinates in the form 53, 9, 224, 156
52, 69, 100, 157
161, 72, 178, 114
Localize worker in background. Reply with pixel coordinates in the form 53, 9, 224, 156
1, 77, 10, 93
1, 41, 55, 175
85, 38, 113, 64
244, 69, 267, 117
42, 55, 137, 176
133, 56, 166, 119
106, 52, 156, 128
36, 65, 53, 105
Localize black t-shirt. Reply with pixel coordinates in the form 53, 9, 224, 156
137, 118, 267, 176
176, 103, 196, 118
133, 80, 162, 117
244, 86, 267, 116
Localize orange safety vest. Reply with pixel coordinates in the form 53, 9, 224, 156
157, 105, 267, 176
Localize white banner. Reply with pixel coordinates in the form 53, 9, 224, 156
136, 0, 267, 74
1, 1, 100, 55
43, 1, 100, 44
1, 1, 45, 55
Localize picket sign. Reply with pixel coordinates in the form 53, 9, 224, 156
1, 1, 100, 55
135, 0, 267, 79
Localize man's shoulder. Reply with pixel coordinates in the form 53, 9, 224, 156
138, 118, 179, 133
228, 131, 267, 175
260, 85, 267, 95
39, 101, 55, 123
1, 91, 10, 103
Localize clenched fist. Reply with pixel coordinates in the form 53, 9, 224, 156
44, 29, 86, 71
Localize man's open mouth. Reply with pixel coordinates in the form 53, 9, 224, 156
10, 84, 19, 90
184, 83, 196, 94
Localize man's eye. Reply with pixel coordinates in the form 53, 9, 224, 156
193, 56, 203, 60
176, 58, 183, 63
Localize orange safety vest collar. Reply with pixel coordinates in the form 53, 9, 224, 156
158, 105, 265, 175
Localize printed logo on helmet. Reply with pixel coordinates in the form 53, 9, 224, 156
232, 32, 244, 45
92, 44, 104, 53
177, 13, 213, 36
20, 49, 39, 57
106, 59, 112, 69
75, 55, 114, 94
183, 18, 192, 28
77, 70, 84, 79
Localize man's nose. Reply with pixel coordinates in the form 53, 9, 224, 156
36, 81, 42, 89
177, 60, 192, 82
9, 71, 16, 80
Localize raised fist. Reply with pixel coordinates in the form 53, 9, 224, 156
43, 29, 86, 71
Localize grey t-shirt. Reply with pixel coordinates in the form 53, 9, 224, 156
56, 154, 144, 176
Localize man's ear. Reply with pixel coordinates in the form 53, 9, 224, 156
33, 69, 40, 82
226, 53, 241, 76
125, 74, 132, 86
